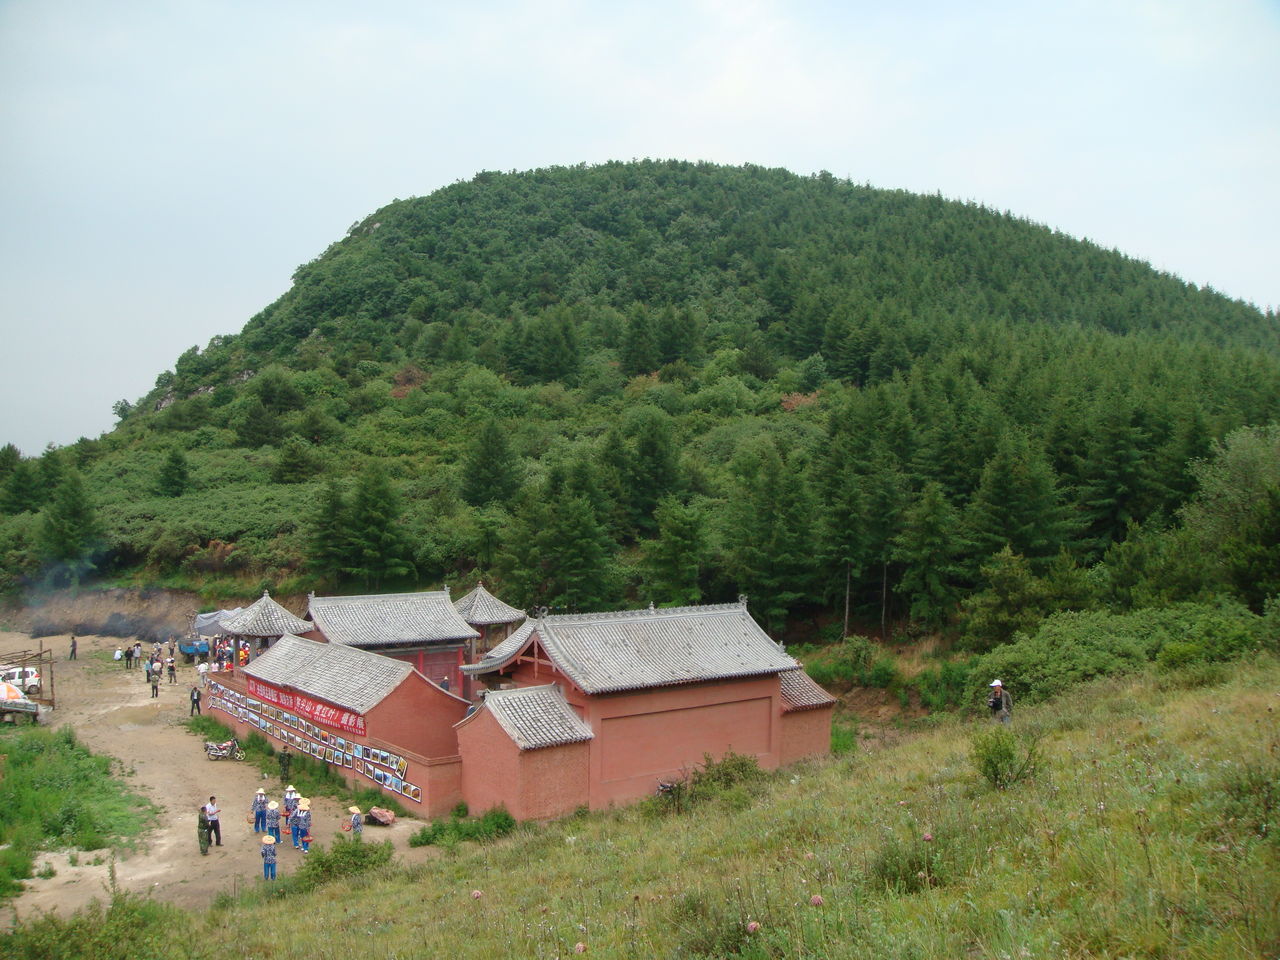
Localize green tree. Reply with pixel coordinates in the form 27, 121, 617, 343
622, 409, 679, 537
307, 479, 350, 584
1221, 486, 1280, 614
155, 447, 191, 497
621, 306, 659, 377
958, 546, 1048, 650
721, 437, 816, 633
235, 397, 281, 448
272, 437, 320, 484
642, 498, 706, 605
343, 466, 415, 589
1, 460, 42, 514
461, 419, 523, 507
38, 471, 100, 587
892, 481, 966, 629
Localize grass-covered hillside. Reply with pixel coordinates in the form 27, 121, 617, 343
1, 161, 1278, 639
6, 656, 1277, 959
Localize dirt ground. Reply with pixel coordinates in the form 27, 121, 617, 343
1, 631, 435, 924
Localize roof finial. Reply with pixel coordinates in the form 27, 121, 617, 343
648, 601, 656, 612
738, 594, 748, 608
263, 589, 270, 598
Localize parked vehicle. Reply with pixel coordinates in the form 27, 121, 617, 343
179, 637, 210, 663
0, 665, 41, 695
204, 737, 245, 761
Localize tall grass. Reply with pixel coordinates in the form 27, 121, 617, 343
0, 726, 155, 898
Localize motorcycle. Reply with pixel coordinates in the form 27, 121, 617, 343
204, 737, 245, 761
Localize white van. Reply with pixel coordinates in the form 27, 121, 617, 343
0, 665, 41, 694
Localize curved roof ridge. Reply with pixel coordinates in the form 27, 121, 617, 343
543, 601, 747, 625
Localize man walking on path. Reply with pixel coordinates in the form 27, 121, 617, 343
167, 656, 177, 683
197, 660, 209, 687
150, 665, 160, 698
204, 796, 222, 846
69, 635, 77, 660
260, 835, 278, 880
124, 645, 133, 670
190, 685, 202, 716
988, 679, 1012, 724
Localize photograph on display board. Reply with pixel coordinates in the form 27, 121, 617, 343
374, 771, 386, 785
407, 785, 421, 803
324, 748, 334, 763
396, 758, 408, 778
344, 753, 353, 768
311, 742, 323, 758
389, 777, 402, 794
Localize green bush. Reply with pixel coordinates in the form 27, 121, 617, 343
912, 659, 974, 709
408, 806, 517, 847
863, 657, 900, 689
971, 727, 1041, 790
294, 835, 394, 890
1156, 640, 1206, 672
970, 601, 1261, 705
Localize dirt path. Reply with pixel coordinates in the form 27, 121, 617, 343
2, 632, 434, 923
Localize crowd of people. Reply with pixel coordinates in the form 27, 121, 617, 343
196, 784, 364, 879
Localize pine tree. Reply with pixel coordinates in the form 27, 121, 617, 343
622, 409, 679, 536
343, 465, 415, 589
272, 437, 319, 484
722, 437, 816, 633
891, 481, 966, 629
38, 471, 100, 587
642, 498, 705, 605
306, 479, 350, 584
461, 419, 523, 507
155, 447, 191, 497
957, 546, 1048, 650
236, 396, 280, 448
1, 460, 42, 514
621, 306, 659, 376
965, 430, 1075, 570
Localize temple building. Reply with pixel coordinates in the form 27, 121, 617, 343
301, 590, 480, 693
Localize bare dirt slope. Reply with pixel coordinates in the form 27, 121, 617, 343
2, 631, 433, 923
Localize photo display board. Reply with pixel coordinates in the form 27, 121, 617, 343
208, 680, 423, 804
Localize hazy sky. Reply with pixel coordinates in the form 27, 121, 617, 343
2, 0, 1277, 455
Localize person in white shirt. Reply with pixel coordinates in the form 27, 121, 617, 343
204, 796, 222, 846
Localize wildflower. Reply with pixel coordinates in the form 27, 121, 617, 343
923, 833, 933, 842
574, 943, 586, 954
809, 894, 824, 906
804, 851, 815, 860
898, 800, 907, 806
471, 890, 483, 900
746, 921, 761, 933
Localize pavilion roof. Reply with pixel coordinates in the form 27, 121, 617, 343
308, 590, 480, 649
453, 582, 526, 626
219, 592, 311, 638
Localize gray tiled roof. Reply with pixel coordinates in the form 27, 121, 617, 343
779, 669, 837, 712
308, 591, 480, 649
460, 619, 535, 676
463, 602, 798, 694
219, 592, 312, 638
454, 582, 526, 626
245, 634, 414, 715
478, 684, 594, 751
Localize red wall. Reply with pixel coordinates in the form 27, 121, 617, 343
455, 708, 589, 820
779, 707, 835, 765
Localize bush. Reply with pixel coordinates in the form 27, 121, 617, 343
863, 657, 900, 689
971, 727, 1041, 790
408, 806, 517, 847
294, 835, 393, 890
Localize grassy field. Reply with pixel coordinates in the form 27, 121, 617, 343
0, 725, 156, 899
4, 656, 1278, 959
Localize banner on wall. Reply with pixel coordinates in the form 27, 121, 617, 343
208, 680, 422, 804
246, 677, 367, 737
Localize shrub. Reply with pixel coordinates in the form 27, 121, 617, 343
408, 806, 516, 847
863, 657, 900, 689
294, 836, 393, 890
971, 727, 1041, 790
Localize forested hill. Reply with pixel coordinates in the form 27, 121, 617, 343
3, 160, 1279, 640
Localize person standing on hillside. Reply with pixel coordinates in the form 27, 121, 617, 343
124, 645, 133, 670
987, 679, 1012, 724
150, 667, 160, 698
204, 796, 222, 846
166, 655, 177, 684
278, 744, 291, 786
260, 835, 278, 880
347, 806, 363, 839
197, 659, 209, 687
197, 804, 211, 856
251, 788, 269, 832
69, 635, 77, 660
294, 798, 312, 853
265, 800, 281, 842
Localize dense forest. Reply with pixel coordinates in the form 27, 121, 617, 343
2, 160, 1278, 646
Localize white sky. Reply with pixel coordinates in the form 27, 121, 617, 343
1, 0, 1277, 456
